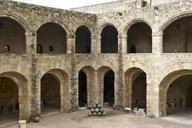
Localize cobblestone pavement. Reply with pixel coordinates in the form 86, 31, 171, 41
1, 108, 192, 128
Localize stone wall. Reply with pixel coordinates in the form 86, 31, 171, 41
0, 0, 192, 121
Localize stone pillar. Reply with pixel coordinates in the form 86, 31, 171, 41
25, 32, 36, 54
67, 34, 75, 54
97, 36, 101, 54
120, 35, 127, 54
146, 75, 160, 117
94, 71, 100, 104
70, 34, 78, 110
25, 32, 38, 121
116, 34, 126, 108
91, 36, 100, 54
152, 32, 163, 54
114, 71, 121, 108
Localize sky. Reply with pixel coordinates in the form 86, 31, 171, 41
13, 0, 117, 9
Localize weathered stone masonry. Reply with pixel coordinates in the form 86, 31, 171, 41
1, 0, 192, 121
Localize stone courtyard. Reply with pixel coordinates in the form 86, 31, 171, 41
1, 108, 192, 128
1, 0, 192, 127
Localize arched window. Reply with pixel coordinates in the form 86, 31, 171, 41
0, 17, 26, 54
163, 16, 192, 53
127, 22, 152, 53
75, 26, 91, 53
101, 25, 118, 53
37, 23, 67, 54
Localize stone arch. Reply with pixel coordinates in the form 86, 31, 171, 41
99, 23, 119, 35
160, 12, 192, 53
78, 66, 95, 107
159, 69, 192, 116
41, 69, 70, 113
124, 67, 147, 109
123, 18, 152, 34
126, 21, 152, 53
100, 24, 119, 53
0, 72, 29, 120
75, 25, 91, 53
0, 16, 28, 54
97, 66, 115, 106
0, 13, 32, 33
37, 22, 68, 54
36, 20, 73, 35
159, 11, 192, 33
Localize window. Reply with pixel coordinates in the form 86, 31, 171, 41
141, 1, 147, 7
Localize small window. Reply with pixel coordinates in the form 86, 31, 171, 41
142, 1, 147, 7
3, 45, 10, 53
37, 44, 43, 53
49, 46, 53, 52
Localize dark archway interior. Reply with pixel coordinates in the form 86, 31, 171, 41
0, 77, 18, 120
132, 72, 146, 109
164, 16, 192, 53
127, 22, 152, 53
167, 75, 192, 115
186, 79, 192, 108
41, 73, 60, 113
0, 17, 25, 54
37, 23, 67, 54
101, 25, 118, 53
78, 71, 87, 107
75, 26, 91, 53
104, 70, 114, 106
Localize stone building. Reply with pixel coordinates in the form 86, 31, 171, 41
0, 0, 192, 122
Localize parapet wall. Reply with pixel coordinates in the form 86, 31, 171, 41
71, 0, 186, 14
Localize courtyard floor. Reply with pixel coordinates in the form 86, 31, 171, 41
0, 108, 192, 128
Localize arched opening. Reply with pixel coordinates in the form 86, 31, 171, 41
101, 25, 118, 53
0, 77, 18, 122
0, 72, 28, 123
104, 70, 114, 107
41, 73, 60, 113
124, 68, 147, 110
127, 22, 152, 53
37, 23, 67, 54
166, 75, 192, 115
163, 16, 192, 53
0, 17, 26, 54
159, 70, 192, 117
132, 72, 146, 109
78, 70, 87, 107
75, 26, 91, 53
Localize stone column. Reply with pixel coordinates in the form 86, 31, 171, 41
116, 35, 127, 108
25, 32, 39, 121
70, 34, 78, 111
91, 36, 100, 54
97, 36, 101, 54
94, 71, 100, 104
146, 75, 160, 117
67, 34, 75, 54
152, 32, 163, 54
114, 71, 121, 108
120, 34, 127, 54
25, 32, 36, 54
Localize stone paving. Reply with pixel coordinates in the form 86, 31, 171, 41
1, 108, 192, 128
162, 109, 192, 126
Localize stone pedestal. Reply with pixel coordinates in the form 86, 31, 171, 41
19, 120, 27, 128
